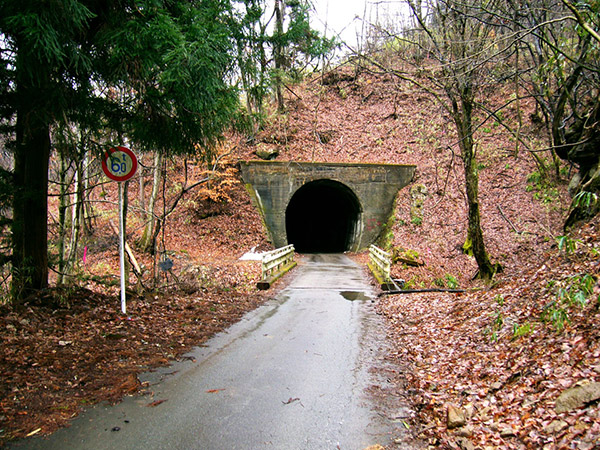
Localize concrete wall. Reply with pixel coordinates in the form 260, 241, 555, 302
239, 161, 416, 251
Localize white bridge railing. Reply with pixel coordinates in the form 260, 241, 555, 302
258, 245, 296, 289
368, 245, 395, 290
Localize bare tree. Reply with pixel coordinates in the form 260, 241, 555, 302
139, 152, 163, 253
365, 0, 505, 280
362, 0, 600, 274
504, 0, 600, 226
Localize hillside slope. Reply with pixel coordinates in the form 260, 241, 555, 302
235, 62, 600, 449
236, 63, 567, 286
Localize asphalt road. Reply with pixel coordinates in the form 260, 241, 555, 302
15, 254, 409, 450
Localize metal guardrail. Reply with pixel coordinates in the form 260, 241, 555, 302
368, 245, 395, 290
369, 245, 391, 279
258, 245, 296, 289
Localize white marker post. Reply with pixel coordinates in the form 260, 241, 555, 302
117, 182, 126, 313
102, 146, 138, 314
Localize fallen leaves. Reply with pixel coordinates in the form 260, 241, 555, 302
0, 279, 270, 445
146, 399, 167, 407
378, 215, 600, 448
118, 374, 141, 395
1, 60, 599, 450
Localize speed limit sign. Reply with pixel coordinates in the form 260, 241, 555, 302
101, 146, 139, 314
102, 146, 138, 182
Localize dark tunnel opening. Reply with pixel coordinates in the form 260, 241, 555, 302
285, 179, 361, 253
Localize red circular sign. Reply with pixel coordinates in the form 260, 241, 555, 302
102, 146, 138, 182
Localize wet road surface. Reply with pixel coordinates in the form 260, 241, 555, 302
15, 254, 407, 450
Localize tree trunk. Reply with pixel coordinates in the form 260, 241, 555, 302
11, 37, 54, 302
513, 6, 522, 157
274, 0, 285, 112
57, 150, 69, 285
123, 179, 130, 234
66, 157, 84, 275
453, 93, 497, 281
551, 37, 589, 160
82, 148, 94, 234
139, 152, 162, 253
138, 156, 146, 215
12, 96, 51, 301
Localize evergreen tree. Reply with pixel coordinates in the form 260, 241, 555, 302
0, 0, 239, 302
233, 0, 335, 121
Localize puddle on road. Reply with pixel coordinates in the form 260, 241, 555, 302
339, 290, 370, 301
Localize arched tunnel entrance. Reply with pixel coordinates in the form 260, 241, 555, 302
285, 179, 361, 253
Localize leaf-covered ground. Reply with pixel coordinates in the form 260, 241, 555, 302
379, 217, 600, 449
0, 172, 274, 445
1, 61, 599, 449
0, 268, 273, 444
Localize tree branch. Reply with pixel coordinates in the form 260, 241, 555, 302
561, 0, 600, 44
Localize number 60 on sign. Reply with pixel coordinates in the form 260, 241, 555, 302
102, 146, 138, 182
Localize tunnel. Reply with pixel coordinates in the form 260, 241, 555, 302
285, 179, 361, 253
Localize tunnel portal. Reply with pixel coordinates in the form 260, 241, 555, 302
285, 180, 361, 253
239, 161, 416, 252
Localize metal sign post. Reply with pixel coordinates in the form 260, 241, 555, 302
118, 182, 127, 314
102, 147, 138, 314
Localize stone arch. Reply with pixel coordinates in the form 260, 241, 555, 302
285, 179, 362, 253
239, 161, 415, 251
